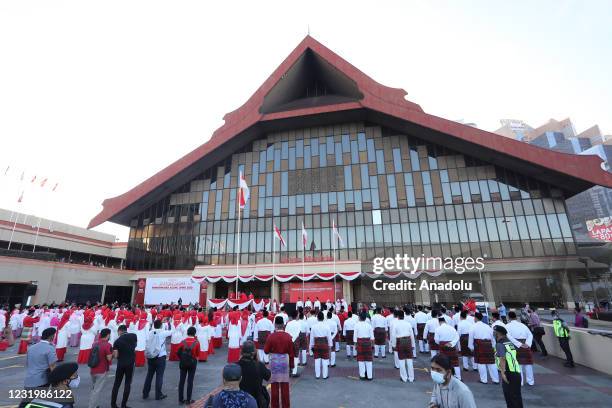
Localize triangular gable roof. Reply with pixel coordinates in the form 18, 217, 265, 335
88, 35, 612, 229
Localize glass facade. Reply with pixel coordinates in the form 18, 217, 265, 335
126, 122, 576, 271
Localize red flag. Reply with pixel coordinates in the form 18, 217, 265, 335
30, 175, 37, 183
274, 224, 286, 248
238, 171, 249, 209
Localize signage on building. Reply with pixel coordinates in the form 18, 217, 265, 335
586, 217, 612, 242
287, 281, 338, 302
144, 277, 200, 305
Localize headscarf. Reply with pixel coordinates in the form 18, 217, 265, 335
82, 315, 94, 331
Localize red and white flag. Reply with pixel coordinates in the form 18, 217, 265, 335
274, 224, 286, 248
52, 182, 59, 192
40, 178, 48, 188
301, 222, 308, 248
333, 219, 344, 248
238, 171, 250, 209
30, 175, 37, 183
17, 190, 24, 203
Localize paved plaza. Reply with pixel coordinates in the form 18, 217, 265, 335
1, 340, 612, 408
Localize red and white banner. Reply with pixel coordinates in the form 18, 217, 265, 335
238, 171, 249, 209
207, 298, 269, 310
193, 271, 361, 283
145, 277, 200, 305
587, 217, 612, 242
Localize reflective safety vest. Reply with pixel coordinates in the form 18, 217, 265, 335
553, 319, 569, 338
495, 341, 521, 374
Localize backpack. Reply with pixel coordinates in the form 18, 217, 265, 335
145, 330, 162, 359
179, 339, 197, 370
87, 343, 100, 368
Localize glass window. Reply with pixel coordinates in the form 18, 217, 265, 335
424, 185, 434, 206
428, 221, 440, 243
389, 187, 398, 208
281, 172, 288, 195
274, 149, 281, 171
336, 143, 343, 165
344, 166, 353, 190
496, 218, 509, 241
525, 215, 540, 239
410, 223, 421, 243
319, 144, 327, 167
410, 148, 420, 171
557, 213, 573, 238
372, 209, 382, 225
476, 219, 488, 241
506, 217, 520, 240
327, 136, 334, 153
447, 220, 458, 243
289, 148, 296, 170
466, 219, 479, 242
393, 148, 402, 172
537, 215, 551, 239
376, 150, 385, 173
351, 141, 359, 163
311, 138, 319, 155
367, 139, 376, 162
296, 140, 304, 157
281, 141, 289, 159
304, 146, 311, 168
361, 165, 370, 188
392, 224, 402, 244
342, 134, 350, 153
266, 173, 273, 196
358, 132, 367, 151
486, 218, 499, 241
406, 186, 416, 207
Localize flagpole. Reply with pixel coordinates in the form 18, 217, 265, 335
302, 236, 305, 303
7, 212, 21, 250
272, 227, 276, 304
32, 216, 42, 252
333, 223, 337, 306
236, 201, 241, 297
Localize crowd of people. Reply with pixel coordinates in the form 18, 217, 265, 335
0, 298, 578, 408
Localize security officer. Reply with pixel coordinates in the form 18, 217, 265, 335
494, 325, 523, 408
552, 310, 574, 367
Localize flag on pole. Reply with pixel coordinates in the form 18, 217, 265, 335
274, 224, 286, 247
309, 240, 316, 251
52, 182, 59, 192
301, 222, 308, 248
30, 175, 37, 183
3, 166, 8, 176
20, 171, 24, 181
238, 171, 250, 209
333, 219, 344, 248
40, 178, 48, 188
17, 191, 24, 203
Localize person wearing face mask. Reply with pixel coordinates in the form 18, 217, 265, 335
428, 354, 477, 408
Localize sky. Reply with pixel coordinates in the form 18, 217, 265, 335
1, 1, 611, 241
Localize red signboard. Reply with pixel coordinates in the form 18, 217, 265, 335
587, 217, 612, 242
287, 281, 336, 302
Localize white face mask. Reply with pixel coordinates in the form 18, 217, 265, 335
430, 370, 446, 384
69, 375, 80, 388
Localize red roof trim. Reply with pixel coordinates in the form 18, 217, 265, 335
88, 36, 612, 229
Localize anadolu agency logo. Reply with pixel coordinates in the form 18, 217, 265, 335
370, 254, 485, 292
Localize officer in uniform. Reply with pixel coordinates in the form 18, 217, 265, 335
494, 325, 523, 408
552, 311, 574, 367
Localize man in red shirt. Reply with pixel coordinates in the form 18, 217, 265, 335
177, 326, 200, 405
89, 328, 113, 408
264, 316, 295, 408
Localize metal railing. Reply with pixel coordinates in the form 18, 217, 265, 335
0, 248, 57, 262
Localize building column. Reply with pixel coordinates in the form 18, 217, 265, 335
417, 277, 431, 306
271, 280, 281, 303
206, 282, 216, 300
559, 270, 575, 309
481, 272, 496, 308
342, 280, 352, 304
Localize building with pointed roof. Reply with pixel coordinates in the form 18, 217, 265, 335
90, 37, 612, 308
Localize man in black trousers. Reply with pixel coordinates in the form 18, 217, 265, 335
142, 319, 172, 400
111, 324, 137, 408
494, 325, 523, 408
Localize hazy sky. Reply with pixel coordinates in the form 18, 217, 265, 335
1, 1, 611, 241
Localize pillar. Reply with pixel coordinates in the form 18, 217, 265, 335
271, 280, 281, 303
343, 280, 352, 304
481, 271, 495, 308
559, 270, 575, 309
206, 282, 216, 301
416, 276, 431, 306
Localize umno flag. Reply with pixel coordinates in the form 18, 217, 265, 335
274, 224, 286, 247
238, 171, 250, 209
17, 190, 24, 203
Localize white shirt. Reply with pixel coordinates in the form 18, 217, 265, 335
305, 300, 313, 308
423, 318, 440, 339
343, 317, 356, 335
147, 328, 172, 357
296, 301, 304, 309
468, 321, 495, 351
434, 323, 459, 347
306, 315, 317, 333
309, 321, 332, 348
506, 320, 533, 347
414, 311, 429, 324
254, 318, 274, 342
353, 320, 374, 343
371, 314, 387, 330
405, 315, 418, 336
457, 319, 473, 336
392, 319, 415, 349
314, 300, 321, 309
285, 319, 301, 342
326, 319, 338, 339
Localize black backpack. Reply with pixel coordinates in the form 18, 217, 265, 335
87, 343, 100, 368
178, 340, 197, 370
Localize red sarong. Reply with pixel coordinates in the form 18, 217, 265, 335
474, 339, 495, 364
56, 347, 66, 361
438, 341, 459, 367
313, 337, 330, 360
460, 334, 472, 357
417, 323, 425, 340
374, 328, 386, 346
396, 336, 413, 360
345, 330, 354, 346
427, 333, 439, 351
356, 338, 373, 362
135, 350, 145, 367
515, 338, 534, 365
77, 348, 91, 365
